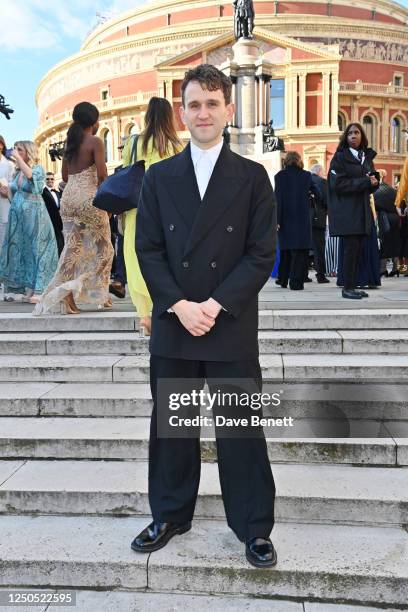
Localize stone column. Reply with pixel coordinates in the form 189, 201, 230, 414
264, 77, 271, 125
299, 73, 306, 128
292, 74, 298, 128
166, 80, 173, 106
256, 77, 262, 125
382, 102, 390, 153
322, 71, 330, 127
331, 72, 339, 129
284, 76, 291, 129
231, 38, 260, 154
231, 76, 237, 127
351, 98, 359, 122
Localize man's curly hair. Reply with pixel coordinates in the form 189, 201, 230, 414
181, 64, 232, 106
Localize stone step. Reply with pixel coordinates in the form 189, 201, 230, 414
3, 330, 408, 355
0, 353, 406, 383
114, 354, 408, 384
2, 309, 408, 333
0, 593, 395, 612
1, 460, 406, 526
1, 382, 407, 421
0, 311, 137, 332
259, 308, 408, 330
0, 417, 399, 465
0, 589, 306, 612
0, 515, 406, 606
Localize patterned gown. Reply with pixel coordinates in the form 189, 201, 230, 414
34, 164, 114, 314
0, 165, 58, 296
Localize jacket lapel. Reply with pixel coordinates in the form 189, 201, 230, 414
183, 143, 245, 257
163, 144, 201, 229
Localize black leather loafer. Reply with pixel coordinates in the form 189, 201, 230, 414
342, 289, 362, 300
245, 537, 278, 568
316, 275, 330, 284
109, 281, 126, 299
131, 521, 191, 553
356, 290, 369, 297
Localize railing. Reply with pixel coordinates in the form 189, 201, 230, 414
339, 81, 408, 97
35, 91, 158, 139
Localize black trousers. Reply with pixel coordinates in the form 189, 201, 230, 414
343, 235, 365, 290
279, 249, 309, 289
312, 228, 326, 276
148, 355, 275, 542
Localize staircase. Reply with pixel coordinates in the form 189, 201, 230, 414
0, 305, 407, 611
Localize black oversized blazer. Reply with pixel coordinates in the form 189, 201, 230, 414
327, 147, 378, 237
135, 142, 277, 361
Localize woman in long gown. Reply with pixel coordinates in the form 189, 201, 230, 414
0, 135, 14, 252
0, 141, 58, 302
121, 97, 182, 334
34, 102, 114, 315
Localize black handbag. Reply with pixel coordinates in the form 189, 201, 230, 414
93, 135, 145, 214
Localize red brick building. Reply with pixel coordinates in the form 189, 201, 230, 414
35, 0, 408, 182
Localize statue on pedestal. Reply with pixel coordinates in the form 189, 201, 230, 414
233, 0, 254, 40
263, 120, 285, 153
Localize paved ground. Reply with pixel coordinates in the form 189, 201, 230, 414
1, 275, 407, 313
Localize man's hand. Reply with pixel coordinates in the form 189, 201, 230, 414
200, 297, 223, 319
172, 300, 215, 336
368, 174, 378, 187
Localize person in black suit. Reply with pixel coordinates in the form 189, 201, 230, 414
132, 65, 277, 568
310, 164, 330, 283
42, 172, 64, 256
275, 151, 318, 290
327, 123, 379, 299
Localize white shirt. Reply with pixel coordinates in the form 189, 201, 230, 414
190, 139, 223, 200
45, 185, 59, 207
349, 147, 365, 165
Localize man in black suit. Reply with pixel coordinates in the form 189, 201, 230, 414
42, 172, 64, 256
310, 164, 330, 283
132, 65, 277, 567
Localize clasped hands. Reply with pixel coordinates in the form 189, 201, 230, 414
172, 298, 222, 336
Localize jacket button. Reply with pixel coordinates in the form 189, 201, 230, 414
169, 224, 175, 231
182, 261, 189, 268
226, 226, 233, 232
210, 261, 217, 268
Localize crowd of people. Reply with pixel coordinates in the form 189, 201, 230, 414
274, 122, 408, 299
0, 104, 407, 317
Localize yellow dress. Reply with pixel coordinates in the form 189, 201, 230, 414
122, 136, 180, 316
396, 156, 408, 207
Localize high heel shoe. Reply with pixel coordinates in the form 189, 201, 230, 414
97, 299, 113, 310
63, 293, 80, 314
388, 269, 400, 277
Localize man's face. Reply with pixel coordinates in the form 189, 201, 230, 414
179, 81, 234, 149
46, 175, 55, 188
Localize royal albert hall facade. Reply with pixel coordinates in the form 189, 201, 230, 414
35, 0, 408, 182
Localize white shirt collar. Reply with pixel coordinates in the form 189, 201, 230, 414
190, 139, 224, 168
349, 147, 364, 163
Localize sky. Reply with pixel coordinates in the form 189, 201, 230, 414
1, 0, 408, 147
0, 0, 144, 146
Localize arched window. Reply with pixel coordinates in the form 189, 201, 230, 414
362, 115, 376, 149
338, 112, 346, 132
102, 129, 112, 163
391, 117, 402, 153
129, 124, 139, 136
